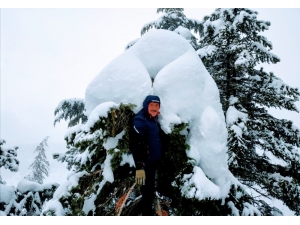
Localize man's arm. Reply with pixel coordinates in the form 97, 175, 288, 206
129, 117, 147, 170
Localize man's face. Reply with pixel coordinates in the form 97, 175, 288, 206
148, 102, 160, 117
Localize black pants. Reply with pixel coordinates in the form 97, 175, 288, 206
141, 163, 157, 216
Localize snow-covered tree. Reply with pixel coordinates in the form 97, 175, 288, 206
44, 29, 249, 216
0, 139, 19, 174
0, 140, 58, 217
54, 98, 87, 128
44, 103, 138, 216
0, 139, 19, 215
198, 8, 300, 215
25, 136, 50, 184
1, 179, 59, 216
128, 8, 202, 50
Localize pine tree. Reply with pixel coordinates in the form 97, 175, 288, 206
25, 136, 50, 184
54, 98, 87, 128
198, 8, 300, 215
44, 103, 139, 216
0, 139, 19, 173
140, 8, 202, 50
1, 141, 58, 216
46, 103, 234, 216
0, 140, 19, 215
1, 180, 59, 216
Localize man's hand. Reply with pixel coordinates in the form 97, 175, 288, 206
135, 169, 146, 185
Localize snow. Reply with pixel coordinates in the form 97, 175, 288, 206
242, 202, 261, 216
64, 102, 119, 142
102, 153, 114, 183
82, 194, 97, 215
231, 125, 243, 137
54, 98, 84, 113
0, 184, 15, 204
0, 144, 19, 172
103, 131, 124, 150
251, 42, 280, 61
174, 26, 192, 41
186, 106, 230, 201
83, 29, 233, 202
41, 199, 65, 216
197, 45, 217, 58
17, 179, 58, 194
74, 147, 92, 166
54, 98, 85, 124
84, 29, 193, 116
227, 201, 240, 216
232, 10, 254, 30
85, 102, 119, 130
202, 14, 225, 36
181, 166, 221, 200
53, 171, 87, 199
235, 50, 253, 67
41, 170, 88, 215
268, 173, 292, 183
226, 105, 248, 126
120, 153, 135, 167
124, 38, 140, 50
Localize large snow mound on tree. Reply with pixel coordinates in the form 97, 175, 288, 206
85, 29, 193, 116
84, 29, 232, 201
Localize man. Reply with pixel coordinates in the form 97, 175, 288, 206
129, 95, 162, 216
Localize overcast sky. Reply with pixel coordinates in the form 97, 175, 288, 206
0, 4, 299, 215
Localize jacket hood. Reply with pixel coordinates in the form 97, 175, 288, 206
142, 95, 161, 112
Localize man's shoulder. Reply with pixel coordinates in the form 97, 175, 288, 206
133, 110, 148, 126
134, 109, 145, 119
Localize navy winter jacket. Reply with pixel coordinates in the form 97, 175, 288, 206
130, 95, 162, 169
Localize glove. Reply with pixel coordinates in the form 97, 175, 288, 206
135, 169, 146, 185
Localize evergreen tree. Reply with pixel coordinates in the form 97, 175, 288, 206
1, 180, 59, 216
198, 8, 300, 215
44, 103, 139, 216
46, 103, 235, 216
54, 98, 87, 128
0, 140, 58, 216
140, 8, 203, 50
0, 139, 19, 215
0, 139, 19, 173
25, 136, 50, 184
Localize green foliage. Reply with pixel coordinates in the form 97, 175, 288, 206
54, 98, 88, 128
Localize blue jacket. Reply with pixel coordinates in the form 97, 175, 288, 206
130, 95, 162, 169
